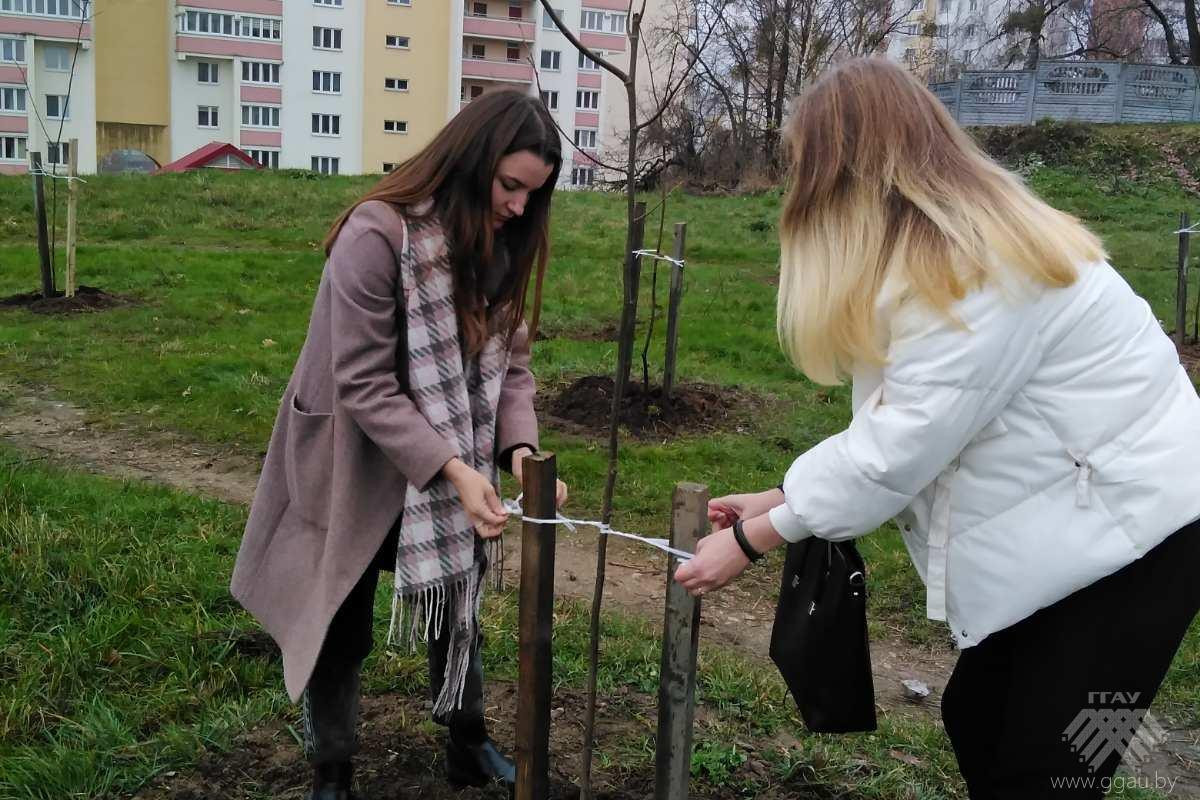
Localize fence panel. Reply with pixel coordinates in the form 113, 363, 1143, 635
930, 81, 961, 120
1033, 61, 1121, 123
1119, 64, 1197, 123
957, 71, 1035, 126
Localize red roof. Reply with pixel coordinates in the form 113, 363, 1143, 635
155, 142, 261, 174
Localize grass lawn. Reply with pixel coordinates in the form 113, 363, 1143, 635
0, 154, 1197, 799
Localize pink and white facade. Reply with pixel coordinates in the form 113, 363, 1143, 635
0, 0, 94, 175
0, 0, 664, 178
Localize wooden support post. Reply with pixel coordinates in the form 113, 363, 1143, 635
66, 138, 79, 299
516, 452, 557, 800
655, 481, 708, 800
30, 152, 54, 299
662, 222, 688, 401
1178, 211, 1190, 350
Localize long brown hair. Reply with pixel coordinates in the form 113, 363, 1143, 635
777, 57, 1104, 384
324, 90, 562, 353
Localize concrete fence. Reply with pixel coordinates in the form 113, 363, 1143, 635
930, 61, 1200, 125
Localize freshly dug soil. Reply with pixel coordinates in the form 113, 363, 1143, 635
544, 375, 759, 438
129, 681, 840, 800
0, 285, 130, 314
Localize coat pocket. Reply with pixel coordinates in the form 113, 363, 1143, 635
284, 394, 334, 526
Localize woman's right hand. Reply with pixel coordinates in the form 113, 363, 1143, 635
708, 488, 785, 530
442, 458, 509, 538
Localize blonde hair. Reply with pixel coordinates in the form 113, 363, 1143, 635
776, 57, 1105, 385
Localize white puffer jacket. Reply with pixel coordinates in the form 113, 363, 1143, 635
769, 261, 1200, 648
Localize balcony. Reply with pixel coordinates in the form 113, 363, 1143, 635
461, 56, 534, 84
462, 13, 536, 42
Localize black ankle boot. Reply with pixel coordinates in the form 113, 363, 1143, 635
445, 734, 516, 789
308, 761, 361, 800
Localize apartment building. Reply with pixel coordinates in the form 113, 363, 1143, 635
0, 0, 663, 184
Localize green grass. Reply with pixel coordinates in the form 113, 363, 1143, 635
0, 155, 1197, 798
0, 449, 976, 800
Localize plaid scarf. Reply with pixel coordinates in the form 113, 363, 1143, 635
388, 200, 512, 716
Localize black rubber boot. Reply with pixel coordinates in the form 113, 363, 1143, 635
308, 761, 361, 800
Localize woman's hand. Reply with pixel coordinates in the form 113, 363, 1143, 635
673, 528, 750, 597
512, 447, 569, 509
708, 488, 785, 530
442, 458, 509, 538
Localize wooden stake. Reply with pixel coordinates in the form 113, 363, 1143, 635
66, 138, 79, 299
1178, 211, 1190, 350
515, 452, 557, 800
30, 152, 54, 298
662, 222, 688, 401
654, 482, 707, 800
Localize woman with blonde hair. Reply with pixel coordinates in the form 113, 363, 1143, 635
675, 58, 1200, 796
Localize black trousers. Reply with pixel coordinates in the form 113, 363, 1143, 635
941, 518, 1200, 798
301, 523, 490, 765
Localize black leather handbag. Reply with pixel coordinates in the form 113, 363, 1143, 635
769, 537, 877, 733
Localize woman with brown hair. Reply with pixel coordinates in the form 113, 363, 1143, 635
230, 89, 567, 800
676, 58, 1200, 797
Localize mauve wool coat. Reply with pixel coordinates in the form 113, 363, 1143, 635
230, 200, 539, 701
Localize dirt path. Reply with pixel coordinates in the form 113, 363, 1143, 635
3, 383, 1197, 796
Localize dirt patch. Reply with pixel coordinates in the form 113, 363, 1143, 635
0, 285, 132, 314
127, 683, 843, 800
544, 375, 760, 438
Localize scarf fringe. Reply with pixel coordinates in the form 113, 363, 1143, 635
386, 565, 484, 716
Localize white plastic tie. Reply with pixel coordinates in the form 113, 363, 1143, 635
631, 248, 685, 269
503, 493, 693, 560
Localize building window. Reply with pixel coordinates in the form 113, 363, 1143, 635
0, 86, 26, 112
964, 24, 976, 37
539, 49, 560, 70
46, 140, 69, 165
241, 15, 281, 40
311, 155, 339, 174
578, 52, 599, 70
540, 89, 558, 110
904, 48, 916, 64
0, 38, 25, 64
386, 34, 410, 48
962, 48, 974, 63
608, 12, 626, 33
384, 119, 408, 133
246, 148, 279, 168
470, 43, 486, 59
312, 70, 342, 93
508, 3, 522, 18
470, 84, 484, 98
180, 11, 280, 40
312, 113, 341, 136
46, 94, 69, 119
385, 77, 409, 91
472, 1, 487, 15
1, 134, 27, 160
580, 9, 605, 31
506, 41, 521, 61
576, 89, 599, 110
387, 0, 411, 5
314, 0, 342, 5
382, 162, 397, 172
242, 61, 280, 84
571, 166, 594, 186
242, 104, 280, 127
542, 7, 564, 28
1, 0, 86, 17
181, 10, 234, 36
313, 26, 342, 49
197, 61, 219, 84
573, 129, 596, 149
44, 45, 70, 71
198, 105, 219, 128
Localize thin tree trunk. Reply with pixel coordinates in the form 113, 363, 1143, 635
1186, 0, 1200, 64
581, 19, 643, 797
1142, 0, 1183, 64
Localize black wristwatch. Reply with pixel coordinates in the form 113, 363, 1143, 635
732, 519, 763, 563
